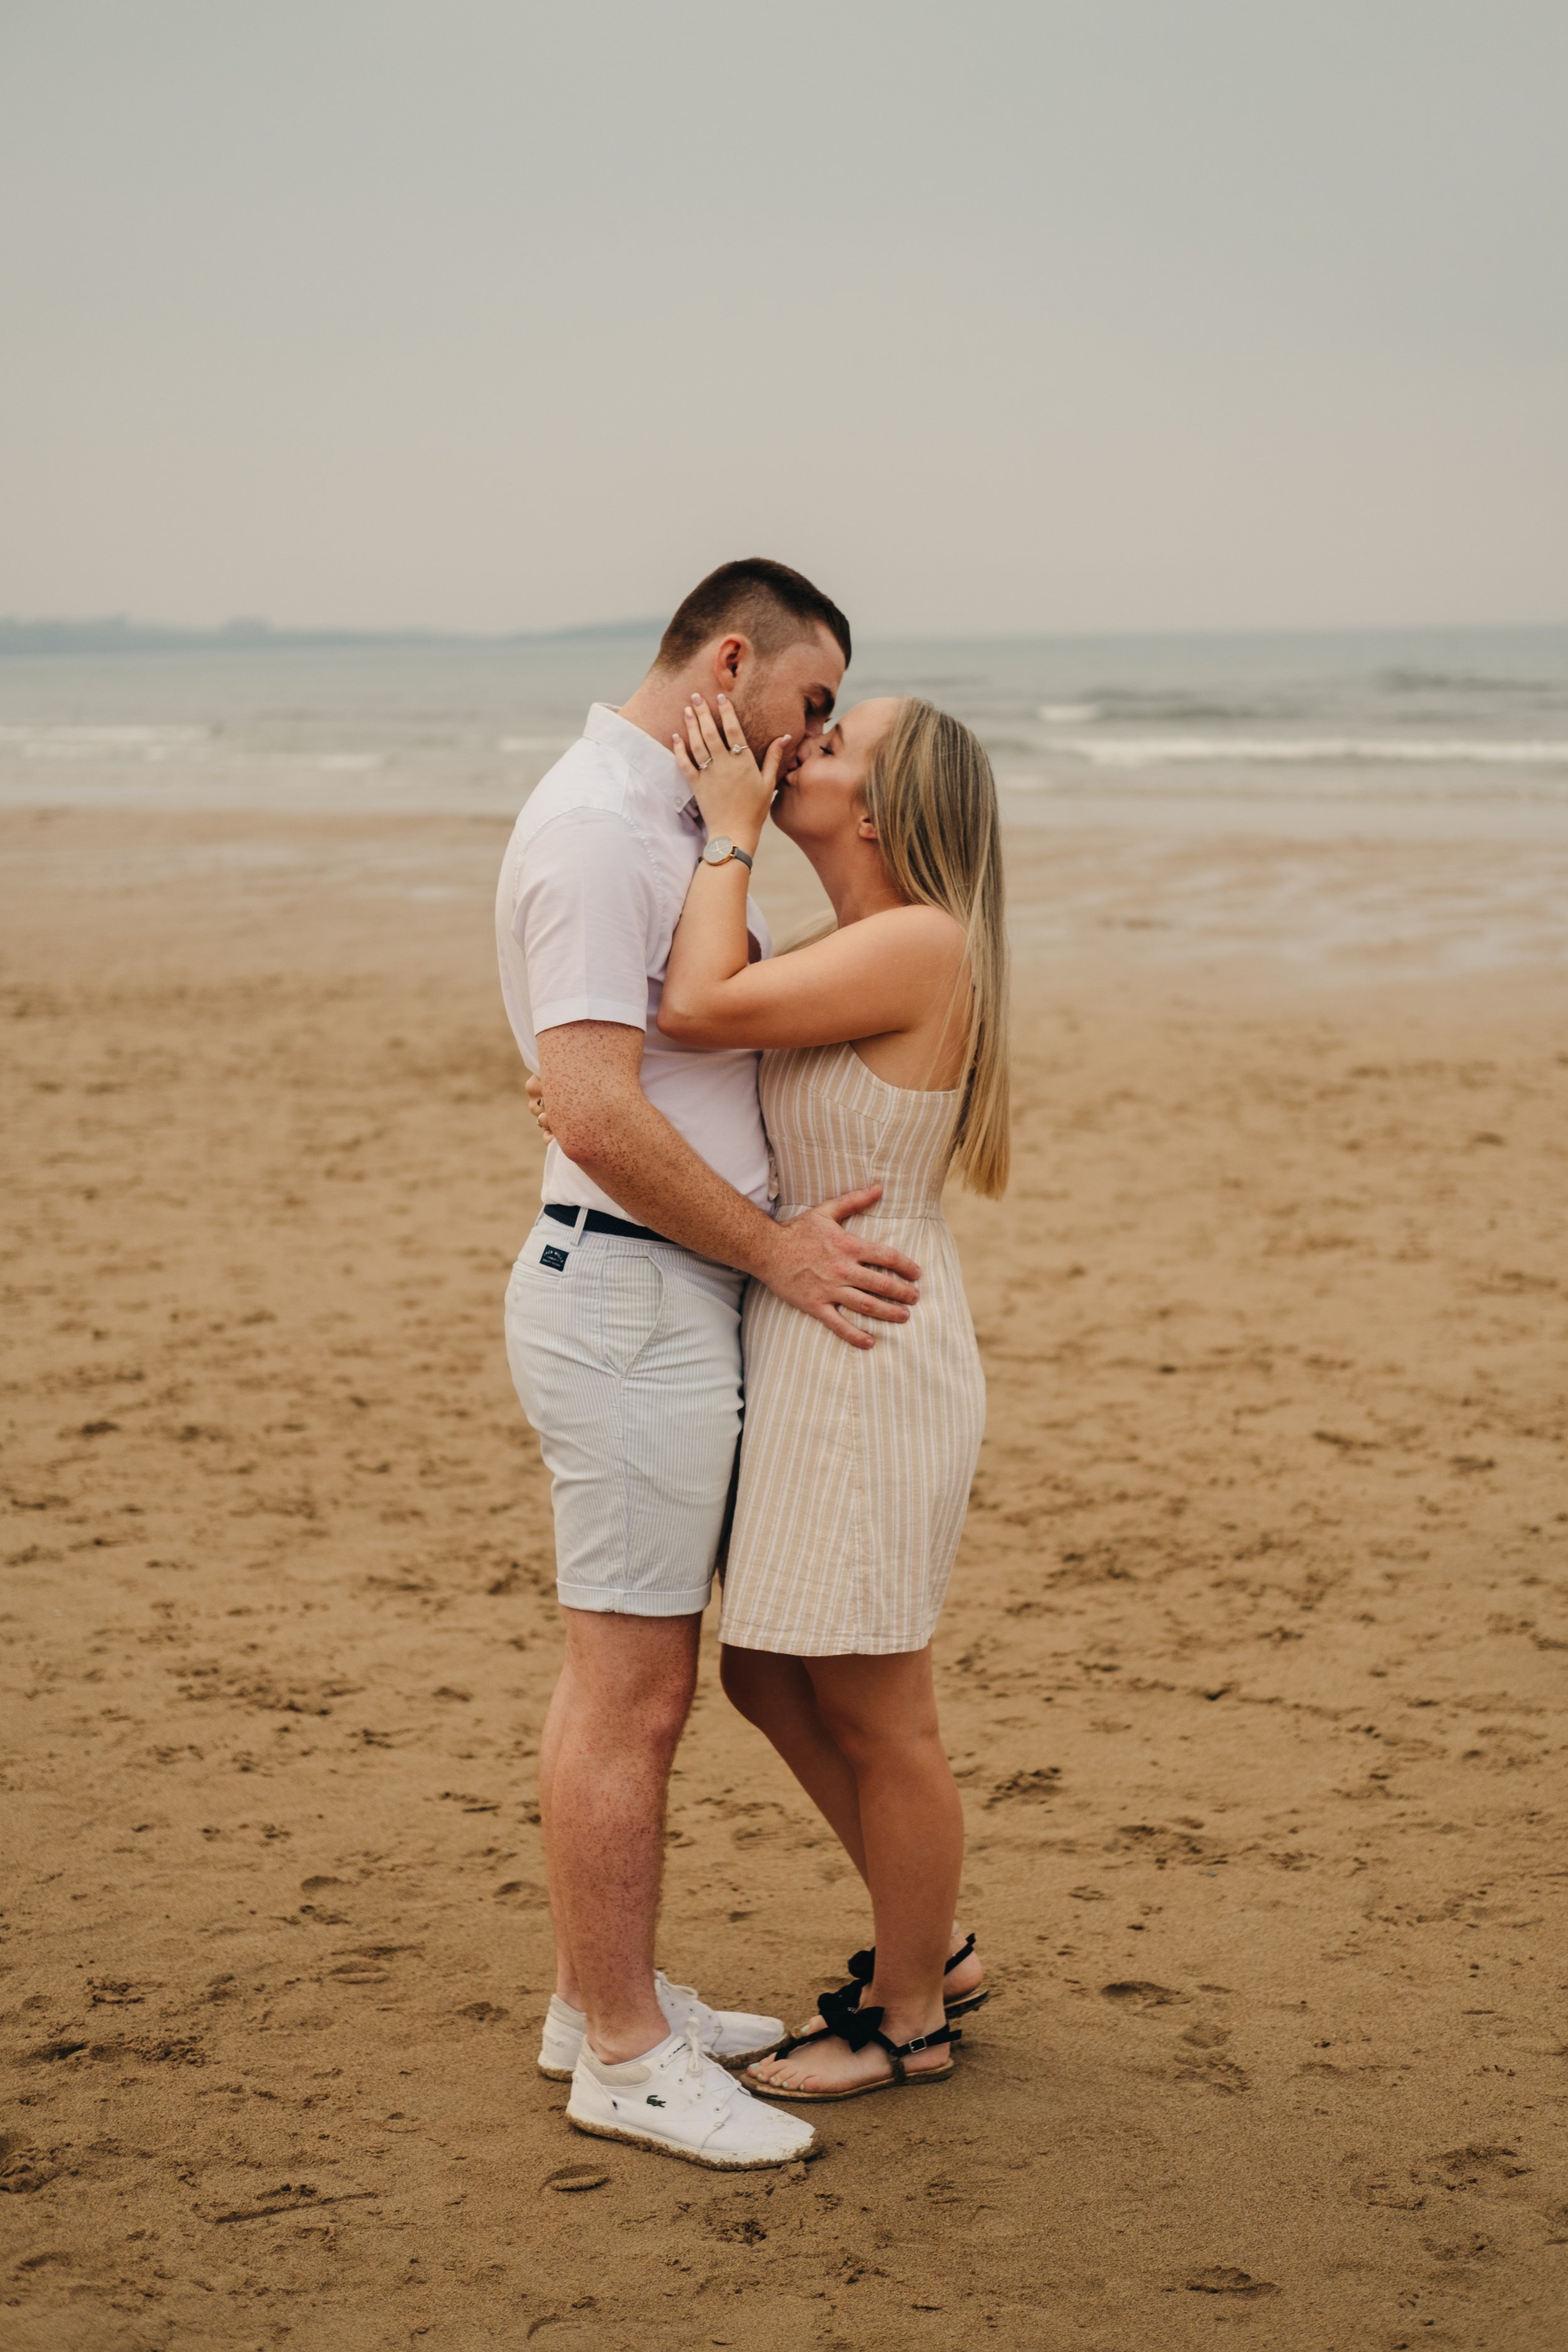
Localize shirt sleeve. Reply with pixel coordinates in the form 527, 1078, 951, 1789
511, 807, 659, 1035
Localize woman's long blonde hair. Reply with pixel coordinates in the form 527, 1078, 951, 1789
864, 698, 1010, 1196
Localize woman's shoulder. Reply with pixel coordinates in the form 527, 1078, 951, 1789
859, 901, 968, 959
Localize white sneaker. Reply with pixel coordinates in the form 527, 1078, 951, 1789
566, 2030, 817, 2170
654, 1973, 785, 2067
536, 1973, 784, 2081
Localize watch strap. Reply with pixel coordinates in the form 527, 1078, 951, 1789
704, 839, 753, 871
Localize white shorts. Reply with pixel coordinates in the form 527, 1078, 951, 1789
503, 1214, 745, 1618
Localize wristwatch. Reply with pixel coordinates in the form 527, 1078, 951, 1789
701, 835, 753, 871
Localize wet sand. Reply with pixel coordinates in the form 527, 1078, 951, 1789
2, 805, 1565, 2351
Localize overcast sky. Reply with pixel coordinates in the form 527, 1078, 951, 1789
2, 1, 1564, 636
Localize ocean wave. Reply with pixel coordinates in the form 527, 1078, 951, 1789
1374, 667, 1564, 696
1049, 736, 1568, 769
1051, 695, 1291, 724
0, 723, 206, 759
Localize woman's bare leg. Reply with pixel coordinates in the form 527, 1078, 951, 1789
719, 1645, 869, 1879
750, 1646, 963, 2094
722, 1641, 984, 2027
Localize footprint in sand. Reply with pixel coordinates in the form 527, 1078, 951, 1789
1184, 2267, 1280, 2297
1426, 2143, 1531, 2191
985, 1768, 1062, 1807
0, 2136, 60, 2195
1100, 1981, 1189, 2009
1175, 2043, 1253, 2094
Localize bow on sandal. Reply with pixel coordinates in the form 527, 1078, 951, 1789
830, 1932, 991, 2025
748, 1987, 962, 2103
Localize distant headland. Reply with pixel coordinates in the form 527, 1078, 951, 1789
0, 616, 665, 657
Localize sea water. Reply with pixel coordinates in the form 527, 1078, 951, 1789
4, 623, 1565, 970
1, 623, 1565, 822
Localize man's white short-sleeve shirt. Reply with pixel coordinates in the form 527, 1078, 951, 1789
495, 702, 773, 1217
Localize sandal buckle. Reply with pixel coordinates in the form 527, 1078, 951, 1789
904, 2034, 931, 2053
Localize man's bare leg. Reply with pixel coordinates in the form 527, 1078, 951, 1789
539, 1607, 701, 2062
536, 1668, 581, 2008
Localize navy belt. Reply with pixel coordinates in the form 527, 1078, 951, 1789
544, 1202, 665, 1244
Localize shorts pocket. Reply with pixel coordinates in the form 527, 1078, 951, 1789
596, 1251, 665, 1376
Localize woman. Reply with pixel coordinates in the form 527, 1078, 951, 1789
657, 686, 1009, 2100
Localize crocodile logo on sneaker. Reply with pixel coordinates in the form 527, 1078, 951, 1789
646, 2094, 666, 2106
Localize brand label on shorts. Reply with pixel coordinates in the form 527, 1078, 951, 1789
540, 1244, 569, 1272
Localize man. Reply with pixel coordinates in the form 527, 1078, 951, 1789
495, 559, 922, 2169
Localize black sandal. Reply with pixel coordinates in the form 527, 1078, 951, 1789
832, 1933, 991, 2025
747, 1988, 961, 2102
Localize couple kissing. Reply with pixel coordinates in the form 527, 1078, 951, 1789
495, 557, 1009, 2169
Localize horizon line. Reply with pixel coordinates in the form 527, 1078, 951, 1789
1, 613, 1565, 655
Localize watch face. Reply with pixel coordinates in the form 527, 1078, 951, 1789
704, 836, 733, 864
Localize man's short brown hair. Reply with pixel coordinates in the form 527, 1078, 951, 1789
655, 558, 852, 674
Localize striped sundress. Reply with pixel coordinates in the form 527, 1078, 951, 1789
719, 1042, 987, 1657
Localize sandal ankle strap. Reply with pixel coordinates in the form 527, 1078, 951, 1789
877, 2021, 961, 2060
846, 1932, 976, 1988
875, 2020, 962, 2079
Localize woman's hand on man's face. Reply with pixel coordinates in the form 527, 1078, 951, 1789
672, 692, 788, 848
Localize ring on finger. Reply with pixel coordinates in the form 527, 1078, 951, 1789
696, 755, 712, 770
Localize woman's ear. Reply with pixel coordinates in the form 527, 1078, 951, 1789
856, 810, 879, 842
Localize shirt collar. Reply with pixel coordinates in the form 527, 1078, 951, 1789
585, 702, 697, 816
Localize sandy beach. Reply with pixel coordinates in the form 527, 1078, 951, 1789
3, 802, 1565, 2352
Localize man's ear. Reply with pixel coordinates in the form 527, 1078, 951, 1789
713, 633, 748, 687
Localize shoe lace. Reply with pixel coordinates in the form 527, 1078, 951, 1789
659, 1973, 715, 2031
679, 2018, 730, 2106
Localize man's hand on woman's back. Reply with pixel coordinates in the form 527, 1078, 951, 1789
756, 1188, 921, 1352
531, 1026, 919, 1350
